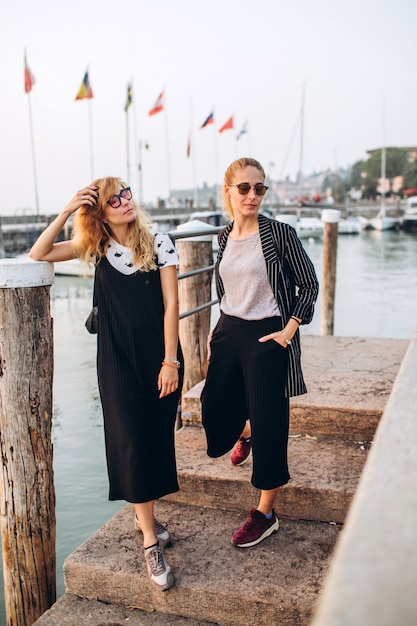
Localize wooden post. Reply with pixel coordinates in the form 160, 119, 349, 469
320, 209, 340, 336
0, 259, 56, 626
176, 221, 215, 394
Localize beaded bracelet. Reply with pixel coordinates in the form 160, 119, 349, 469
281, 329, 292, 345
162, 359, 180, 369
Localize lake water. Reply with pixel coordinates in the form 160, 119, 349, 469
0, 228, 416, 624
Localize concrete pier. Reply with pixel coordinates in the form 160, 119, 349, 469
32, 334, 411, 626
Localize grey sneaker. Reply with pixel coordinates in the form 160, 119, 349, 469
144, 541, 174, 591
134, 514, 171, 547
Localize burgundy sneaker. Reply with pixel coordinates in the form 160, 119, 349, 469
231, 508, 279, 548
230, 436, 252, 466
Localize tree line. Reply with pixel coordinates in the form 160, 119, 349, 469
322, 148, 417, 202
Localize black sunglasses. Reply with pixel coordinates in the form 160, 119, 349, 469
107, 187, 132, 208
228, 183, 269, 196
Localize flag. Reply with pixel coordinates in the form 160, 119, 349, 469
124, 83, 132, 112
149, 91, 164, 116
186, 135, 191, 158
200, 112, 214, 129
236, 120, 248, 140
219, 116, 234, 133
75, 70, 94, 100
24, 51, 35, 94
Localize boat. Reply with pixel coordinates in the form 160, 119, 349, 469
297, 216, 324, 239
274, 213, 323, 239
337, 216, 367, 234
368, 212, 398, 231
401, 197, 417, 232
187, 211, 227, 227
53, 258, 94, 277
13, 252, 94, 277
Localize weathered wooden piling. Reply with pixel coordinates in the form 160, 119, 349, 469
320, 209, 340, 336
176, 221, 215, 394
0, 259, 56, 626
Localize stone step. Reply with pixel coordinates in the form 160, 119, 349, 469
62, 501, 340, 626
33, 592, 219, 626
182, 336, 408, 440
183, 380, 381, 440
167, 426, 369, 524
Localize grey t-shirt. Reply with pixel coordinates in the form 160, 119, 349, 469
219, 231, 281, 320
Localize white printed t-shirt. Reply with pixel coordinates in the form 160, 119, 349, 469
106, 234, 178, 275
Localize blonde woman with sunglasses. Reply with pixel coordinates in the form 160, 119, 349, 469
201, 158, 319, 548
30, 177, 182, 591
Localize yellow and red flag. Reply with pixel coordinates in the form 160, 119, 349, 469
75, 70, 94, 100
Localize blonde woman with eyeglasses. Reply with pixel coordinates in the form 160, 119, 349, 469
30, 177, 182, 591
201, 158, 319, 548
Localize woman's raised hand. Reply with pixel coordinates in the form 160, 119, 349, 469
63, 186, 99, 215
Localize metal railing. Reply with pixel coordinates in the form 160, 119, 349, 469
169, 226, 223, 320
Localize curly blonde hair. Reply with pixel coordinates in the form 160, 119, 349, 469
72, 177, 157, 271
222, 157, 265, 220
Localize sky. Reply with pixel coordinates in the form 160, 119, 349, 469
1, 0, 416, 214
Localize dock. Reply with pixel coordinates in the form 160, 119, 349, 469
32, 334, 415, 626
0, 202, 409, 258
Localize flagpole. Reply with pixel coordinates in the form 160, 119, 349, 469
125, 95, 130, 183
280, 112, 300, 181
212, 108, 220, 207
130, 80, 142, 204
88, 97, 94, 180
189, 97, 198, 207
27, 92, 40, 217
298, 82, 305, 187
163, 88, 172, 201
75, 66, 94, 180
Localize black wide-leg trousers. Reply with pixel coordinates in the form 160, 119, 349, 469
201, 313, 290, 490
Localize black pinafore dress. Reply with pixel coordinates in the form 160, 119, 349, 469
94, 256, 181, 503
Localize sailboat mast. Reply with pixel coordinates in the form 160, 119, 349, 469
380, 96, 387, 212
381, 96, 386, 212
298, 83, 305, 187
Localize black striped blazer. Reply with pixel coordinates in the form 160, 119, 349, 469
215, 213, 319, 397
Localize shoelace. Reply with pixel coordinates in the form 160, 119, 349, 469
242, 512, 257, 529
146, 546, 165, 575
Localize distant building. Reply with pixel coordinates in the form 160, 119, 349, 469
271, 171, 330, 206
169, 182, 217, 208
170, 171, 336, 209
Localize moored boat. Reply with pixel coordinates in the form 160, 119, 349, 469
401, 197, 417, 232
337, 216, 366, 234
368, 211, 399, 231
53, 258, 94, 277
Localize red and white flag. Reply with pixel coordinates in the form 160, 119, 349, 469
24, 51, 35, 93
149, 91, 164, 116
